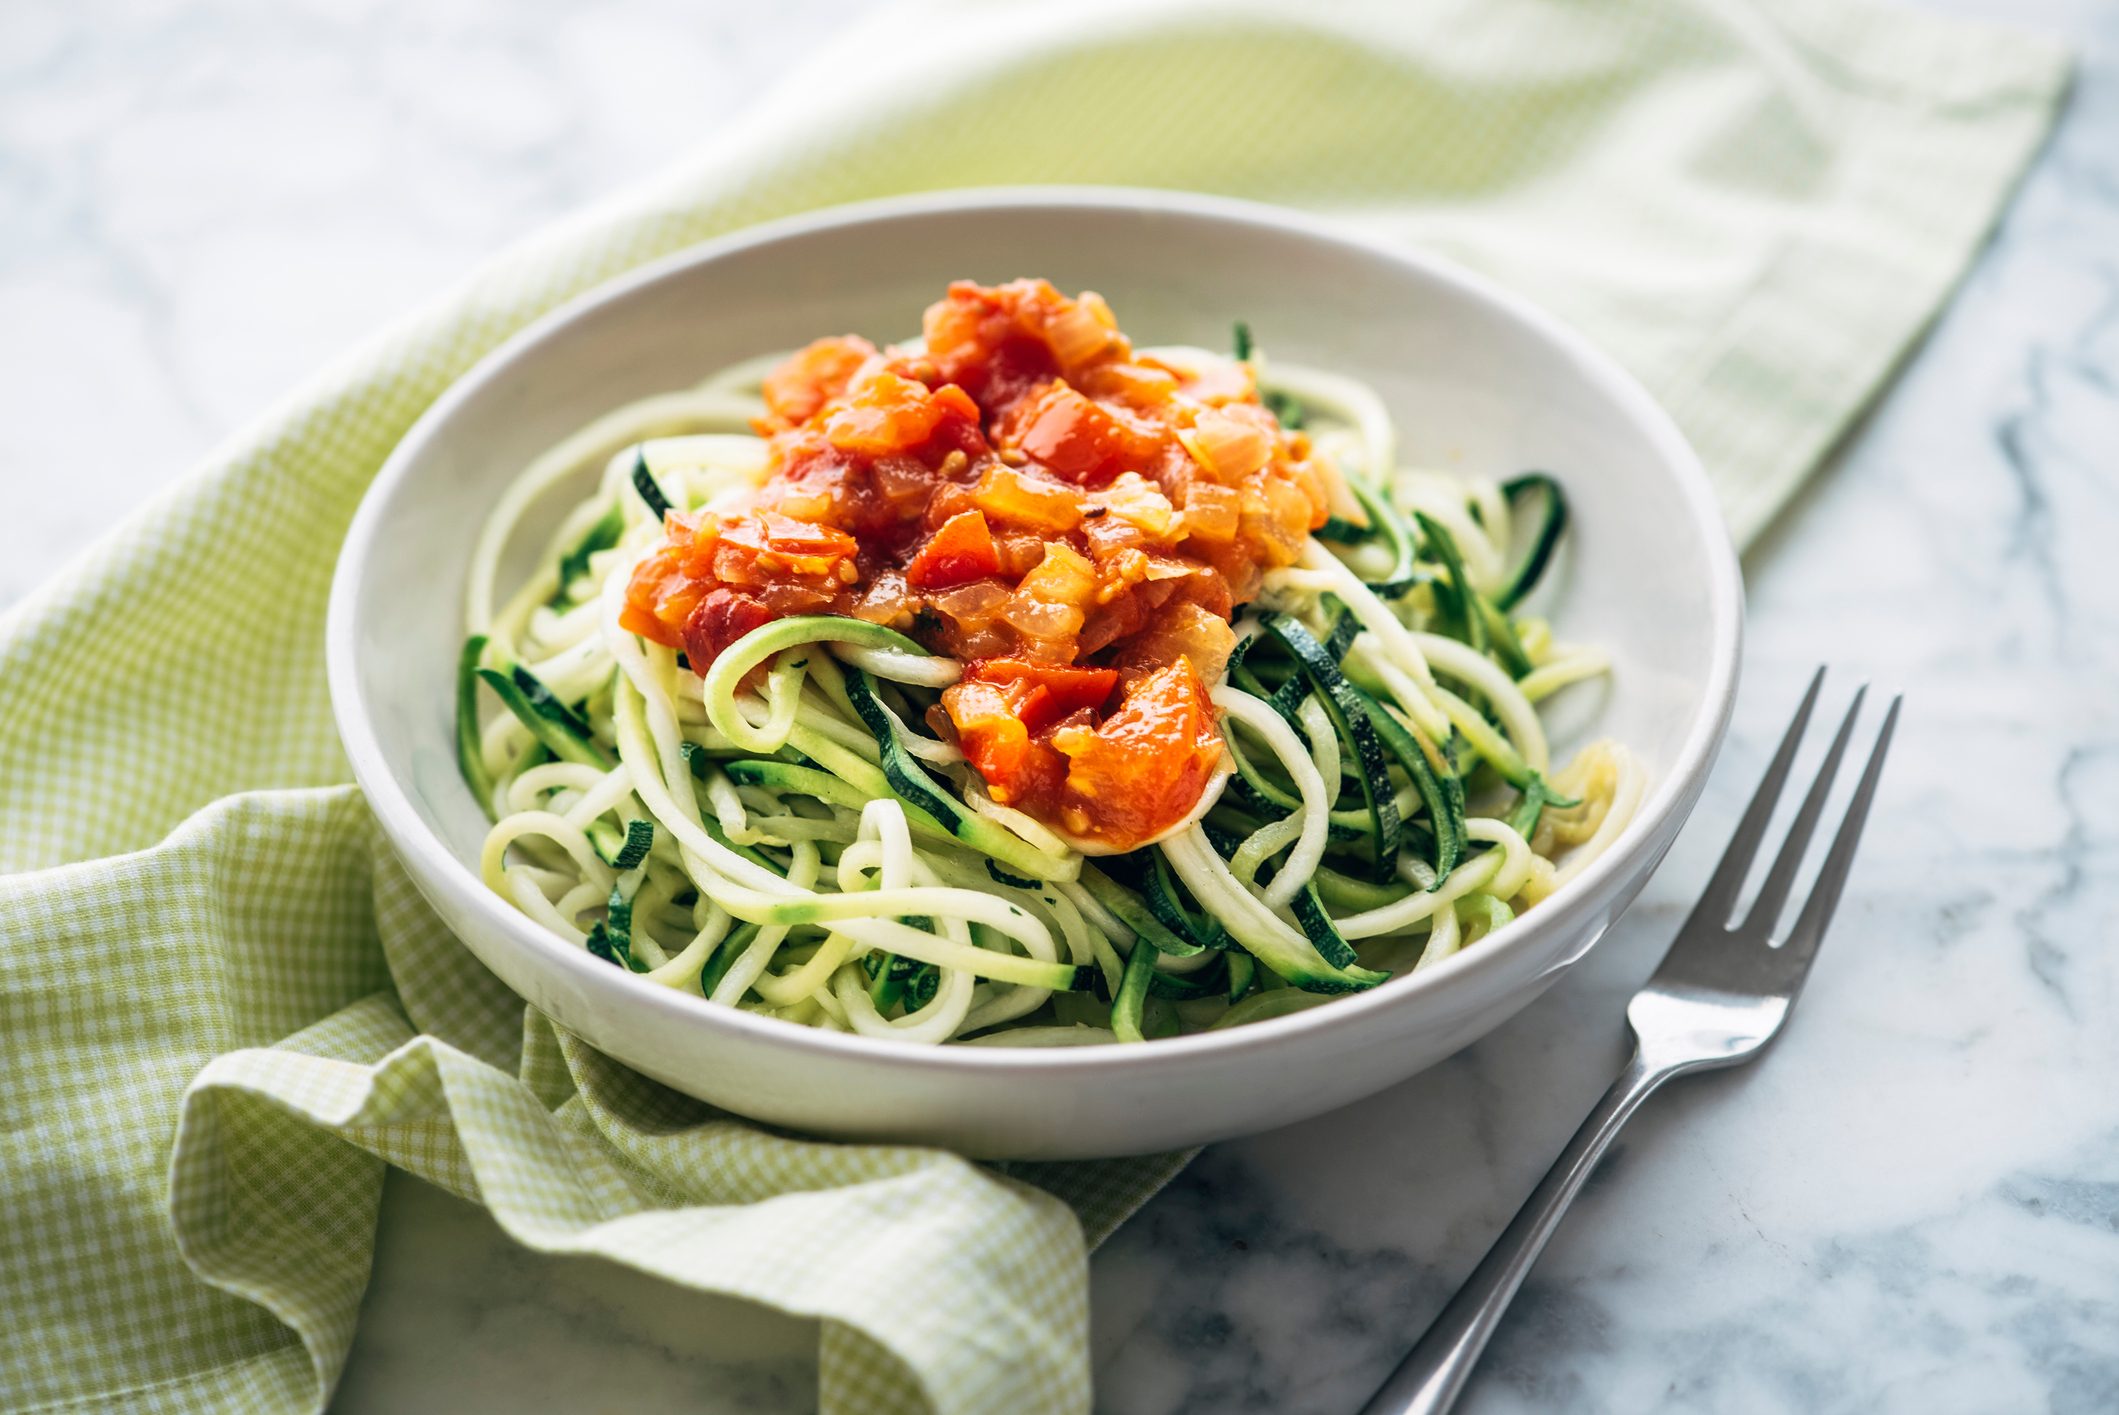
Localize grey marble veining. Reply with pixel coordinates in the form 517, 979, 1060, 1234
4, 1, 2116, 1412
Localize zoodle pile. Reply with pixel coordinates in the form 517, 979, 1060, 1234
457, 279, 1643, 1046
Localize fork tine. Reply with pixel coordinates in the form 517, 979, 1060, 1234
1776, 695, 1900, 970
1738, 684, 1867, 937
1682, 666, 1825, 931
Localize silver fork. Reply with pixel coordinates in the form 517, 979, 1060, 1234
1356, 669, 1901, 1415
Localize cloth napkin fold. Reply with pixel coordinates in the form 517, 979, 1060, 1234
0, 2, 2064, 1412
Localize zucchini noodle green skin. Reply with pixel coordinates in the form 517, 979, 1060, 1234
458, 344, 1644, 1045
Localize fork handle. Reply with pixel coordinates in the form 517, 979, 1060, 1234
1356, 1048, 1672, 1415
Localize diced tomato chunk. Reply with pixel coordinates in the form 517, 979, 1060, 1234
1006, 382, 1165, 484
1052, 658, 1223, 843
681, 587, 774, 669
760, 335, 877, 429
822, 370, 962, 456
939, 677, 1050, 805
621, 549, 706, 648
905, 510, 1001, 590
932, 383, 980, 423
763, 512, 859, 557
718, 511, 858, 565
960, 657, 1117, 732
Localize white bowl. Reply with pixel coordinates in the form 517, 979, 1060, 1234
328, 188, 1741, 1160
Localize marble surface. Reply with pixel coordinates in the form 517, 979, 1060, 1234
6, 1, 2117, 1411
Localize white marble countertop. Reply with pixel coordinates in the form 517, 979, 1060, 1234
6, 1, 2116, 1411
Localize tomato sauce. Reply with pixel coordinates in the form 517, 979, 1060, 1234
623, 279, 1331, 850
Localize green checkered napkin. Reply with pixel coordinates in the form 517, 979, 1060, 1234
0, 2, 2063, 1411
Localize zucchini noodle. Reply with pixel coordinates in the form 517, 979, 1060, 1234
456, 332, 1643, 1045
